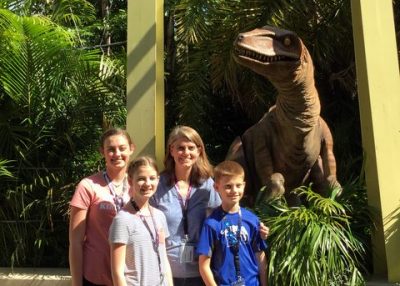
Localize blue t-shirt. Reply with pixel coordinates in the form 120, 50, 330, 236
150, 173, 222, 278
197, 207, 267, 286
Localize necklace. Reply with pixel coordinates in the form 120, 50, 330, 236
103, 171, 128, 212
113, 182, 122, 188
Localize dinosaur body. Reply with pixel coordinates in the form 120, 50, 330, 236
228, 26, 340, 205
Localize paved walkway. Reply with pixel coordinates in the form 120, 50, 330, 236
1, 268, 400, 285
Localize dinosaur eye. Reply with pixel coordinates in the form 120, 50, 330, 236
283, 36, 291, 46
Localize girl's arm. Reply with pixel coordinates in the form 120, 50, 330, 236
199, 255, 217, 286
162, 246, 174, 286
110, 243, 128, 286
69, 207, 87, 286
256, 251, 268, 286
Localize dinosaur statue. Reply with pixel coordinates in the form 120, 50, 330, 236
227, 25, 341, 206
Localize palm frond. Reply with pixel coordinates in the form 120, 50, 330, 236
256, 185, 367, 285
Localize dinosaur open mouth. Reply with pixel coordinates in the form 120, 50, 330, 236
235, 47, 297, 63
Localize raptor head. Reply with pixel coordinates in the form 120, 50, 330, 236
233, 26, 312, 85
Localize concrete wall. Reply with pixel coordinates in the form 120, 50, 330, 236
0, 268, 70, 286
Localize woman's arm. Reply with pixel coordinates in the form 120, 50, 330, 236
256, 251, 268, 286
69, 207, 87, 286
259, 222, 270, 240
198, 255, 217, 286
110, 243, 127, 286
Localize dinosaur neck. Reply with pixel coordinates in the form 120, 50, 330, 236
274, 66, 320, 133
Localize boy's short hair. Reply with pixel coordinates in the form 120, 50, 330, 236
214, 160, 245, 182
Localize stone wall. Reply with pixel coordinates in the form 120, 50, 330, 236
0, 268, 70, 286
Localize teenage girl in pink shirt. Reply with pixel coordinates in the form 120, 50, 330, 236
69, 128, 135, 286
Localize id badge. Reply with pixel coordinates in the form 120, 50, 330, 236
231, 277, 245, 286
179, 240, 195, 263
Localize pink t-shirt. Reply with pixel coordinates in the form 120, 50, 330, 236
70, 172, 129, 286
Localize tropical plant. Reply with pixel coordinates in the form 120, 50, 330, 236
0, 8, 125, 266
0, 159, 13, 178
255, 185, 369, 286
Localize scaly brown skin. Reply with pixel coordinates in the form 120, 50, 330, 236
227, 26, 341, 206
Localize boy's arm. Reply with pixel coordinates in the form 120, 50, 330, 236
199, 255, 217, 286
256, 251, 268, 286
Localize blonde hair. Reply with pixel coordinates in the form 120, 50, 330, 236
164, 125, 213, 186
128, 156, 159, 179
214, 160, 245, 183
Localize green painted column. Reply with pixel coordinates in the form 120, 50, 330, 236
351, 0, 400, 282
126, 0, 165, 168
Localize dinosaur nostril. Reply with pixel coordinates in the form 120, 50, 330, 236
238, 34, 244, 41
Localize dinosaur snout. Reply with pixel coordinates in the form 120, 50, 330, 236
237, 34, 245, 41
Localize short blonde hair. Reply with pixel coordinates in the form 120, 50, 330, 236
214, 160, 244, 183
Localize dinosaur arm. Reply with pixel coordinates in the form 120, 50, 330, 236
319, 119, 341, 189
244, 119, 285, 197
319, 118, 336, 177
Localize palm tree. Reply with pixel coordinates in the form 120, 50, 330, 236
0, 8, 125, 266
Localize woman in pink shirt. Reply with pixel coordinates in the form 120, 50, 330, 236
69, 128, 135, 286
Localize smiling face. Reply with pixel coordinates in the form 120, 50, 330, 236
128, 165, 159, 202
101, 134, 134, 171
170, 138, 200, 170
215, 175, 245, 211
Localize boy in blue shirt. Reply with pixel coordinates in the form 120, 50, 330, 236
197, 160, 267, 286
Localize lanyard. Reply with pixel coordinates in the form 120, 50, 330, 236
222, 207, 243, 281
175, 182, 192, 237
103, 171, 127, 212
130, 200, 164, 285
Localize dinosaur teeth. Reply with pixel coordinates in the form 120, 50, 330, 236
236, 47, 295, 63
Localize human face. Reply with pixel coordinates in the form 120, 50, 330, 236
101, 134, 134, 171
170, 138, 200, 169
215, 175, 245, 210
129, 165, 159, 201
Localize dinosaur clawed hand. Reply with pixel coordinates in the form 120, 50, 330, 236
326, 175, 342, 198
264, 173, 285, 199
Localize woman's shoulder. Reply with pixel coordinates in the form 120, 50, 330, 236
155, 172, 173, 193
197, 176, 214, 189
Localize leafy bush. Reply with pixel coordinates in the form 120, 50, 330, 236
256, 184, 370, 286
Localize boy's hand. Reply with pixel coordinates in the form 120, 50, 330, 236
259, 222, 270, 240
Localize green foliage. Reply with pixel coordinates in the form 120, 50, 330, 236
0, 7, 126, 267
0, 158, 13, 178
256, 184, 369, 285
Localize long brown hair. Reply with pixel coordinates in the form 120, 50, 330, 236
163, 125, 213, 186
100, 127, 134, 149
